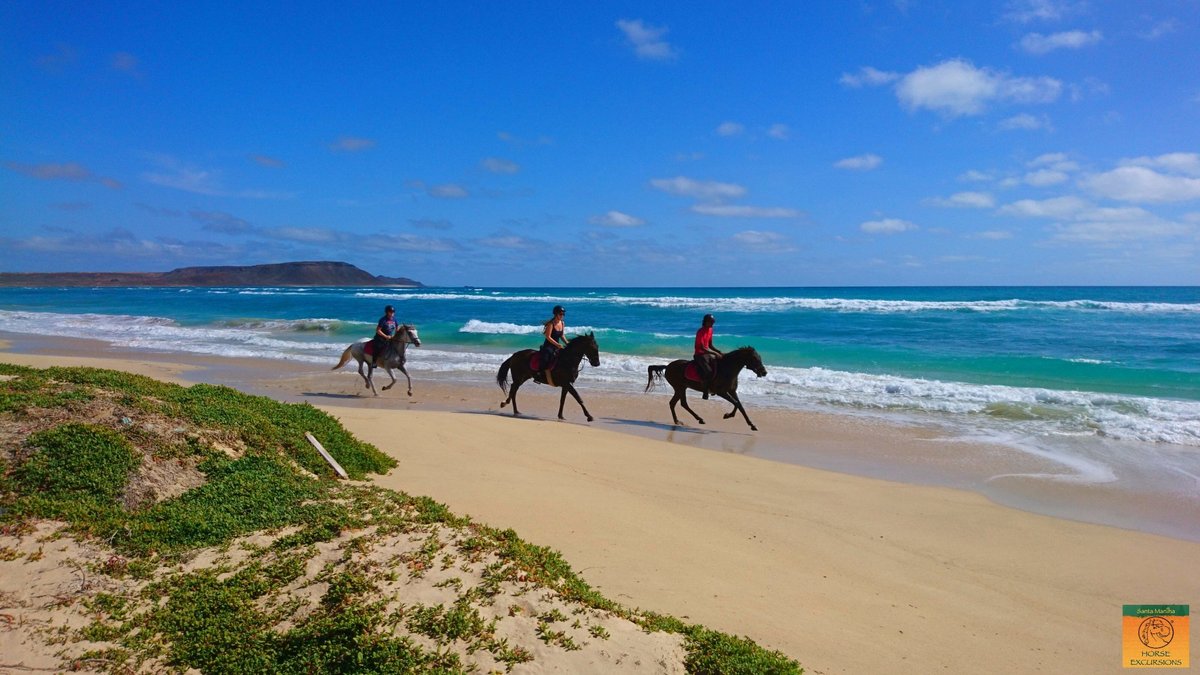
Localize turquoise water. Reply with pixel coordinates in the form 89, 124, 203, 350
2, 285, 1199, 450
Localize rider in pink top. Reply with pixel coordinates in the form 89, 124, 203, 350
693, 313, 723, 399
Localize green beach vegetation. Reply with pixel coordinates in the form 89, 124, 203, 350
0, 363, 801, 674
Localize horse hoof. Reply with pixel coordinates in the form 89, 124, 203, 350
724, 413, 735, 419
750, 425, 758, 431
698, 419, 706, 425
586, 416, 594, 422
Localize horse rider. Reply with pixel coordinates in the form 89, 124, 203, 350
372, 305, 399, 366
539, 305, 567, 384
694, 313, 723, 399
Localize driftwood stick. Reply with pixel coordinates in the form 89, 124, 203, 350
305, 432, 349, 479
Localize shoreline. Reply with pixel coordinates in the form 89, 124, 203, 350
4, 330, 1198, 543
3, 335, 1199, 673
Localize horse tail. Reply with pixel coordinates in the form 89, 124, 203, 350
496, 355, 514, 394
645, 365, 667, 392
332, 345, 354, 371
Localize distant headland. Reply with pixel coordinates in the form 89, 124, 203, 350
0, 261, 422, 288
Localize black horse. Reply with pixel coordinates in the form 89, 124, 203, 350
496, 333, 600, 421
645, 346, 768, 431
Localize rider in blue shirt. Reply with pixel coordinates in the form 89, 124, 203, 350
372, 305, 398, 365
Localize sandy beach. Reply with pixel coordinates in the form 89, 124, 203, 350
3, 337, 1198, 674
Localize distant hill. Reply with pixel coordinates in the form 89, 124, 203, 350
0, 261, 422, 288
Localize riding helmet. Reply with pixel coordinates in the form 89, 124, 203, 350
702, 313, 715, 325
553, 305, 565, 315
385, 305, 395, 313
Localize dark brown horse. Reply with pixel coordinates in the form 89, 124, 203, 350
645, 346, 768, 431
496, 333, 600, 421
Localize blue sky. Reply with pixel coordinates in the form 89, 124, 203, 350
2, 1, 1198, 286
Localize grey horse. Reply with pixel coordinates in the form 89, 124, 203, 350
331, 324, 421, 396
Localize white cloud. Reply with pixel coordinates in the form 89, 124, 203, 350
1024, 169, 1069, 186
999, 113, 1052, 131
191, 210, 253, 234
691, 205, 801, 218
110, 51, 141, 76
732, 230, 792, 249
1017, 30, 1102, 55
716, 121, 745, 137
1029, 153, 1078, 171
834, 154, 883, 171
589, 210, 645, 227
264, 227, 340, 243
767, 123, 790, 140
1003, 0, 1084, 24
649, 176, 746, 201
376, 233, 461, 252
250, 154, 284, 168
999, 196, 1089, 218
895, 58, 1061, 117
616, 19, 678, 61
428, 183, 469, 199
1120, 153, 1200, 177
476, 235, 537, 250
328, 136, 376, 152
1081, 166, 1200, 203
497, 131, 553, 147
481, 157, 520, 174
1051, 207, 1194, 243
861, 218, 917, 234
5, 228, 202, 259
1139, 19, 1180, 40
958, 169, 994, 182
839, 66, 900, 88
976, 230, 1013, 240
927, 191, 995, 208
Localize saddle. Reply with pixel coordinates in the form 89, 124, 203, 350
529, 352, 558, 371
686, 355, 719, 383
364, 341, 393, 364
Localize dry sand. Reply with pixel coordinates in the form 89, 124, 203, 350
3, 344, 1199, 674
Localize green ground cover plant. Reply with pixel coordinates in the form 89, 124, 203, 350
0, 364, 801, 674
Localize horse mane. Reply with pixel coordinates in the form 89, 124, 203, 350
566, 332, 595, 345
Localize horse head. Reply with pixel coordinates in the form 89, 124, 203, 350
568, 332, 600, 368
748, 348, 767, 378
736, 346, 767, 378
397, 324, 421, 347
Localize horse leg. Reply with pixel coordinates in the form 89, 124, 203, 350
504, 378, 526, 416
356, 360, 371, 390
716, 392, 757, 431
561, 384, 593, 422
398, 364, 413, 396
381, 366, 397, 392
675, 386, 706, 425
366, 364, 379, 396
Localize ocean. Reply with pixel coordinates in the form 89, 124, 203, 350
2, 285, 1199, 512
